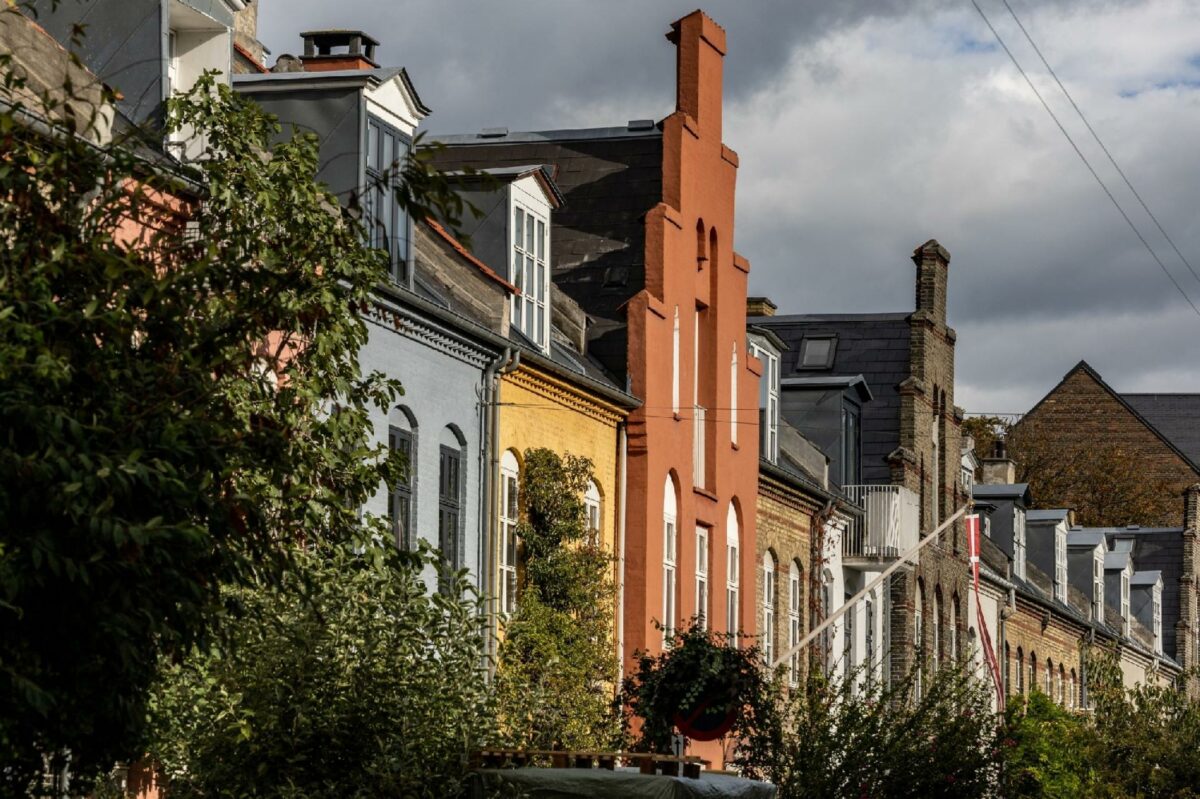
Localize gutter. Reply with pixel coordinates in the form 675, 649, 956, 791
480, 347, 517, 673
617, 422, 628, 671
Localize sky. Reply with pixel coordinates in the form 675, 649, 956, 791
258, 0, 1200, 416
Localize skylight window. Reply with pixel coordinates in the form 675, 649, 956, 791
798, 336, 836, 369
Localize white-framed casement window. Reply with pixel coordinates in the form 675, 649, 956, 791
672, 306, 681, 415
584, 480, 601, 547
932, 589, 942, 673
1093, 550, 1105, 623
950, 595, 959, 661
663, 476, 678, 645
1153, 584, 1163, 653
762, 552, 776, 664
750, 341, 781, 463
788, 562, 802, 687
499, 451, 520, 616
1121, 569, 1131, 634
1054, 527, 1068, 603
914, 583, 924, 699
166, 30, 179, 97
511, 203, 549, 351
726, 503, 740, 647
695, 526, 709, 630
730, 342, 739, 446
1013, 507, 1027, 580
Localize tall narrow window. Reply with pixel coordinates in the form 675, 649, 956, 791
821, 576, 833, 676
865, 596, 876, 684
584, 480, 601, 547
663, 476, 678, 644
1017, 648, 1025, 695
931, 420, 940, 529
1069, 670, 1077, 709
755, 344, 780, 463
672, 306, 680, 414
1121, 570, 1131, 634
788, 562, 802, 687
726, 503, 740, 647
692, 310, 705, 487
695, 527, 709, 630
388, 426, 414, 550
730, 342, 738, 446
950, 594, 960, 661
438, 441, 464, 581
762, 552, 776, 664
1005, 643, 1012, 697
1153, 587, 1163, 652
843, 592, 854, 683
914, 582, 924, 698
366, 117, 412, 280
1013, 507, 1027, 580
511, 204, 549, 351
1045, 657, 1053, 695
1093, 551, 1105, 623
1029, 651, 1037, 695
1055, 527, 1068, 603
932, 589, 942, 673
499, 452, 519, 615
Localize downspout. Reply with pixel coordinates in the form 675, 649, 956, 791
617, 422, 629, 670
480, 346, 515, 671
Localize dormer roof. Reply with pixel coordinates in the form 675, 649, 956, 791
444, 164, 565, 209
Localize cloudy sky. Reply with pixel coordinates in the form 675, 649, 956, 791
259, 0, 1200, 415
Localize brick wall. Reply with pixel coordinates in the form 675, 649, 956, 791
1003, 598, 1085, 704
1017, 364, 1200, 526
755, 474, 820, 662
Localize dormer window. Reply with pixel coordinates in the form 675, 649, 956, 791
1054, 526, 1067, 603
1012, 507, 1027, 581
797, 336, 836, 370
1153, 585, 1163, 653
1093, 550, 1104, 623
365, 117, 412, 281
749, 339, 780, 463
512, 204, 549, 350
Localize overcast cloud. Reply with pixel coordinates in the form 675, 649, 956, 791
259, 0, 1200, 415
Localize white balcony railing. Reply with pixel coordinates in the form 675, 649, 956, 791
842, 484, 920, 562
693, 405, 706, 487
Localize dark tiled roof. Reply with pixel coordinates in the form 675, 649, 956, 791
751, 313, 912, 483
1121, 393, 1200, 467
427, 128, 665, 381
1102, 528, 1185, 661
1028, 508, 1070, 522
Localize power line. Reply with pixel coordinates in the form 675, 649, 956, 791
969, 0, 1200, 322
999, 0, 1200, 291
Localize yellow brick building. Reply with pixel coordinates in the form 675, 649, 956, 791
493, 360, 636, 648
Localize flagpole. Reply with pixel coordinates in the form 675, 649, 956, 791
770, 505, 968, 670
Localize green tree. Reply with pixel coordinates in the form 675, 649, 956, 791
0, 61, 471, 785
145, 543, 493, 799
492, 449, 623, 752
1001, 691, 1099, 798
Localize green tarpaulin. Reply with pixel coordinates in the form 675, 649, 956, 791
469, 767, 778, 798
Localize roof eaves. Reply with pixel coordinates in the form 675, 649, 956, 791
422, 218, 518, 294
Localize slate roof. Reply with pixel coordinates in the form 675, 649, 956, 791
751, 313, 912, 484
973, 483, 1031, 503
1102, 527, 1186, 660
1028, 508, 1070, 523
1121, 393, 1200, 467
427, 125, 665, 382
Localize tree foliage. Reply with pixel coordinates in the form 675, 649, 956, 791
146, 543, 493, 799
0, 69, 408, 785
492, 449, 622, 752
1001, 691, 1099, 798
963, 416, 1177, 526
748, 661, 1001, 799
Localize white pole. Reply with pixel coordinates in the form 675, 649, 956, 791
770, 504, 968, 669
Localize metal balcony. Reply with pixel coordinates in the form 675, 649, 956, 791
842, 484, 920, 565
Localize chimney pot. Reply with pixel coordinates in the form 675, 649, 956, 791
298, 30, 380, 72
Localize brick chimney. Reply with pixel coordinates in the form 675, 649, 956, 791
300, 30, 379, 72
666, 11, 726, 139
911, 238, 951, 323
747, 296, 776, 317
981, 438, 1017, 485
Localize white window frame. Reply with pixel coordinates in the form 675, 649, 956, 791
663, 476, 678, 645
726, 503, 740, 647
762, 552, 776, 664
511, 203, 549, 352
932, 591, 941, 672
1054, 526, 1068, 603
914, 585, 924, 699
695, 526, 709, 631
788, 562, 801, 687
950, 596, 959, 661
1153, 584, 1163, 653
584, 480, 601, 547
1121, 569, 1131, 634
499, 451, 520, 616
1013, 507, 1027, 581
1093, 550, 1105, 623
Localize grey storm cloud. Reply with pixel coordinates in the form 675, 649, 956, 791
258, 0, 1200, 414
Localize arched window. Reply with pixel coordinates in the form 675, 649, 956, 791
1017, 647, 1025, 695
1069, 669, 1077, 710
730, 342, 738, 445
788, 561, 802, 687
695, 526, 709, 630
584, 480, 601, 546
821, 570, 834, 676
1029, 651, 1038, 694
915, 580, 925, 698
437, 425, 466, 580
1045, 657, 1053, 696
726, 502, 741, 647
865, 592, 877, 685
663, 475, 679, 644
1005, 643, 1012, 696
388, 406, 417, 550
672, 306, 680, 415
762, 551, 777, 664
951, 594, 960, 661
1058, 664, 1066, 705
932, 588, 942, 672
499, 450, 520, 615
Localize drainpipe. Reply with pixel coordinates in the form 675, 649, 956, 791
480, 347, 516, 670
617, 422, 629, 670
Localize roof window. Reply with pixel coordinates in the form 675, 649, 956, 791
797, 336, 836, 370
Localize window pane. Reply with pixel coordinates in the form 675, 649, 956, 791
382, 131, 393, 174
537, 219, 545, 260
525, 216, 535, 252
801, 338, 832, 367
367, 122, 378, 170
514, 207, 524, 249
537, 262, 546, 301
